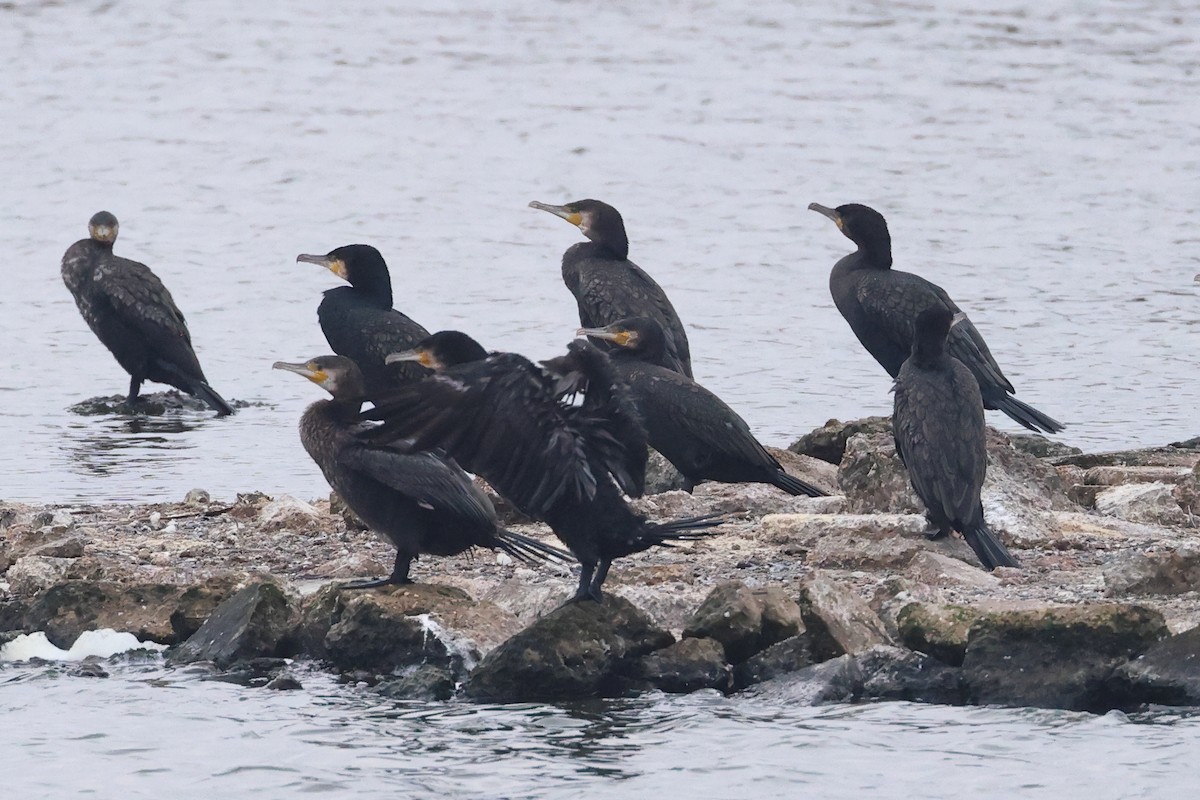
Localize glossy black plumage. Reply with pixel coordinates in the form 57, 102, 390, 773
275, 355, 570, 587
363, 332, 722, 602
892, 307, 1019, 571
297, 245, 430, 396
809, 202, 1063, 434
61, 211, 233, 416
529, 199, 693, 378
562, 317, 826, 497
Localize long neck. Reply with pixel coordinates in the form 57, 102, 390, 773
352, 272, 393, 307
911, 332, 949, 370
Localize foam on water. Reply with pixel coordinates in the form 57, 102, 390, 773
0, 629, 169, 662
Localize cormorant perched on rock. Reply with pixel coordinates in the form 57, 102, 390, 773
564, 317, 826, 497
809, 202, 1063, 434
529, 199, 694, 378
892, 307, 1019, 571
274, 355, 571, 587
296, 245, 430, 395
61, 211, 233, 416
364, 331, 722, 602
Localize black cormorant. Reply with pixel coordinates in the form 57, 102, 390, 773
364, 331, 722, 602
809, 202, 1063, 434
61, 211, 233, 416
296, 245, 430, 395
274, 355, 571, 587
892, 307, 1019, 571
564, 317, 826, 497
529, 199, 694, 378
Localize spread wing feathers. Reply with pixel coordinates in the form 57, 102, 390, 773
573, 265, 692, 377
361, 354, 599, 515
856, 271, 1013, 393
337, 444, 497, 530
893, 365, 986, 524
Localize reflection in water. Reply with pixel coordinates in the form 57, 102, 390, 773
62, 414, 199, 479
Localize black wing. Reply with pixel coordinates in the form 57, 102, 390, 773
361, 353, 599, 516
337, 442, 496, 530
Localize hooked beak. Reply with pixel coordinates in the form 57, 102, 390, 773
529, 201, 583, 227
808, 203, 843, 229
577, 325, 634, 348
297, 253, 349, 281
272, 360, 326, 385
90, 224, 117, 243
385, 349, 432, 367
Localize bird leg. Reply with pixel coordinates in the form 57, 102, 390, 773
126, 376, 143, 409
567, 560, 598, 603
586, 559, 612, 603
339, 551, 414, 590
922, 522, 952, 541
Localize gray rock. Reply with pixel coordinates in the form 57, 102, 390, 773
732, 634, 814, 690
1052, 447, 1200, 470
259, 495, 324, 532
169, 581, 294, 668
1084, 466, 1193, 486
630, 637, 730, 694
184, 488, 211, 505
265, 674, 304, 691
799, 573, 893, 661
376, 665, 456, 701
789, 416, 893, 465
644, 449, 687, 495
30, 536, 86, 559
682, 582, 803, 663
323, 595, 467, 674
1109, 625, 1200, 707
1103, 548, 1200, 596
23, 577, 240, 647
896, 602, 981, 667
745, 654, 863, 705
907, 551, 1004, 587
856, 645, 964, 705
1007, 433, 1083, 459
961, 604, 1169, 711
838, 433, 922, 514
1094, 483, 1188, 526
465, 595, 673, 702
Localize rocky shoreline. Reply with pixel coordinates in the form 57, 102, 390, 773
3, 418, 1199, 712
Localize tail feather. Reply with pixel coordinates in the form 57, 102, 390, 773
988, 393, 1063, 434
962, 522, 1019, 571
635, 513, 726, 552
495, 529, 574, 565
771, 470, 828, 498
190, 380, 235, 416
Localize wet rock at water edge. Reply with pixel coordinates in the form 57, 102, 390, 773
1102, 547, 1200, 596
961, 604, 1168, 711
732, 634, 814, 691
204, 657, 292, 687
799, 573, 893, 661
465, 595, 673, 703
169, 581, 294, 669
68, 391, 254, 416
1007, 433, 1082, 460
896, 602, 982, 667
682, 581, 803, 663
265, 674, 304, 691
856, 645, 964, 705
22, 577, 240, 648
1108, 625, 1200, 707
744, 654, 863, 706
628, 637, 730, 694
788, 416, 893, 465
375, 664, 456, 701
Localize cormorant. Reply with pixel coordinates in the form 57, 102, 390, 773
274, 355, 571, 587
809, 202, 1063, 434
296, 245, 430, 395
61, 211, 233, 416
529, 199, 694, 378
892, 307, 1019, 571
364, 331, 722, 602
563, 317, 826, 497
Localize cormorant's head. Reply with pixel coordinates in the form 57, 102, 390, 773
808, 202, 892, 267
297, 244, 393, 303
529, 198, 629, 259
577, 316, 665, 355
385, 330, 488, 371
88, 211, 119, 244
273, 355, 366, 400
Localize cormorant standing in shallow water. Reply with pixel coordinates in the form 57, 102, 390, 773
564, 317, 826, 497
529, 199, 694, 378
892, 307, 1019, 571
274, 355, 571, 587
364, 332, 722, 602
808, 202, 1063, 434
296, 245, 430, 395
61, 211, 233, 416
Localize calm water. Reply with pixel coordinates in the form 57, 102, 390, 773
3, 1, 1200, 794
1, 0, 1198, 504
3, 660, 1198, 800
